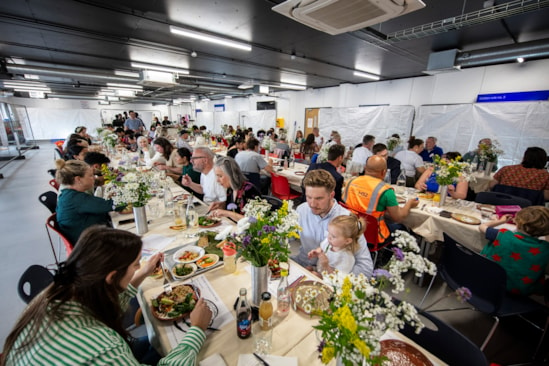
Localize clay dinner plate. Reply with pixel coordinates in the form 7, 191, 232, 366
294, 171, 306, 176
291, 280, 332, 316
380, 339, 433, 366
151, 284, 200, 321
196, 254, 219, 268
172, 246, 205, 264
451, 213, 481, 225
198, 216, 222, 228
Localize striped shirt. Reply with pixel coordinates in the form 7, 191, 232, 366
5, 285, 206, 366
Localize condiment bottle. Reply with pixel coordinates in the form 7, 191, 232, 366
276, 265, 290, 317
236, 288, 252, 339
259, 292, 273, 330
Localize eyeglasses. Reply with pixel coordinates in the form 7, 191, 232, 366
190, 156, 206, 161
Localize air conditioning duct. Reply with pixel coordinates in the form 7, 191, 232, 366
272, 0, 426, 35
137, 70, 177, 87
423, 49, 461, 75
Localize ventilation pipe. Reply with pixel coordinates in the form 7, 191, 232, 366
456, 39, 549, 68
5, 64, 137, 83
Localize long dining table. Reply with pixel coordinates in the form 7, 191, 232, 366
109, 181, 446, 366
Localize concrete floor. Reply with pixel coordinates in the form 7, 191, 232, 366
0, 143, 545, 364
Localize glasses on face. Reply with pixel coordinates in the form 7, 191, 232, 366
190, 156, 206, 161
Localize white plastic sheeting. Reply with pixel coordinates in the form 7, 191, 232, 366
318, 105, 415, 148
27, 108, 102, 140
413, 102, 549, 166
196, 110, 276, 133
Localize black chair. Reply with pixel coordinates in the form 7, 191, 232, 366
47, 169, 56, 178
17, 265, 54, 304
492, 184, 545, 206
419, 233, 545, 351
475, 191, 532, 208
400, 309, 489, 366
39, 191, 58, 214
261, 195, 283, 211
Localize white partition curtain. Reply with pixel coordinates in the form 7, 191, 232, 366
318, 105, 415, 148
413, 102, 549, 166
196, 110, 276, 134
26, 108, 102, 140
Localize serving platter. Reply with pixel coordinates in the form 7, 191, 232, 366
291, 280, 332, 316
380, 339, 433, 366
451, 213, 481, 225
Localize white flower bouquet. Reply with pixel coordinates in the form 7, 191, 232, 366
103, 171, 155, 208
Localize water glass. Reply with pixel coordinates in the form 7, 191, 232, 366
396, 180, 406, 195
147, 201, 160, 219
253, 323, 272, 356
165, 200, 174, 216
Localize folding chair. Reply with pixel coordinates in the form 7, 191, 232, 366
18, 265, 54, 304
38, 191, 57, 214
261, 195, 283, 211
49, 178, 60, 191
475, 191, 532, 208
419, 233, 545, 351
492, 184, 545, 206
45, 213, 75, 265
270, 173, 301, 201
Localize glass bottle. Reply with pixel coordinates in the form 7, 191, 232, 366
236, 288, 252, 339
185, 194, 198, 228
396, 170, 407, 194
163, 185, 174, 216
276, 266, 290, 317
259, 292, 273, 331
471, 155, 479, 172
384, 168, 392, 184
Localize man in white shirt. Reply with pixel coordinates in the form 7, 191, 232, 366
351, 135, 375, 172
176, 130, 193, 152
181, 147, 226, 207
235, 138, 275, 194
313, 127, 324, 147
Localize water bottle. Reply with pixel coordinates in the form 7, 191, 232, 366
186, 194, 198, 227
471, 155, 479, 172
236, 288, 252, 339
163, 186, 174, 216
384, 169, 391, 184
396, 170, 407, 195
276, 265, 290, 317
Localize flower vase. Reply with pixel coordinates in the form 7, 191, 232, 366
484, 161, 494, 176
133, 206, 148, 235
439, 185, 448, 207
251, 264, 270, 306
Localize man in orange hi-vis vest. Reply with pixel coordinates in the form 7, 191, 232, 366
342, 156, 418, 243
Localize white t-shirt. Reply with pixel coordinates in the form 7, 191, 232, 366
351, 146, 372, 166
235, 150, 267, 173
394, 150, 424, 177
314, 134, 324, 147
318, 238, 355, 274
200, 168, 227, 204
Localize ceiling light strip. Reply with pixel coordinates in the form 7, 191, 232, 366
353, 71, 380, 81
130, 62, 189, 75
169, 26, 252, 51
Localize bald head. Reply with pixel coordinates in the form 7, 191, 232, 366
365, 155, 387, 179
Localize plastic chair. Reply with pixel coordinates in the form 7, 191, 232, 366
244, 172, 261, 192
400, 308, 489, 366
54, 147, 64, 160
270, 173, 301, 200
47, 169, 56, 178
261, 195, 283, 211
17, 265, 54, 304
419, 233, 545, 351
492, 184, 545, 206
38, 191, 57, 214
46, 213, 75, 265
475, 191, 532, 208
293, 152, 305, 160
49, 178, 60, 191
311, 153, 319, 163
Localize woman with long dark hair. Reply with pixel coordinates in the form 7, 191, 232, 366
300, 133, 319, 162
394, 137, 426, 186
1, 226, 212, 365
148, 137, 181, 174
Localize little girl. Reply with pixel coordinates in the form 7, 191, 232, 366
308, 214, 366, 276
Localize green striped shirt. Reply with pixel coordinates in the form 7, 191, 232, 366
5, 285, 206, 366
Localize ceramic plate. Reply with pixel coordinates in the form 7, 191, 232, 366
172, 246, 205, 264
291, 280, 332, 316
294, 171, 306, 176
196, 254, 219, 268
171, 263, 197, 280
451, 213, 481, 225
151, 284, 200, 321
198, 216, 222, 228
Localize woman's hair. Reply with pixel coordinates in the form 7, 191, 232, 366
407, 136, 424, 149
136, 136, 149, 145
304, 133, 315, 146
55, 159, 89, 185
521, 147, 547, 169
176, 147, 192, 161
295, 130, 303, 138
444, 151, 462, 161
153, 137, 173, 160
246, 137, 260, 150
2, 226, 142, 359
67, 145, 87, 160
515, 206, 549, 237
329, 214, 366, 253
215, 156, 246, 191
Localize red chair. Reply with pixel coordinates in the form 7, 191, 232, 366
268, 152, 279, 159
271, 173, 301, 200
260, 148, 266, 155
49, 178, 60, 191
293, 152, 305, 160
45, 213, 74, 264
340, 202, 392, 266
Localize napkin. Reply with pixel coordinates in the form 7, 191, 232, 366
237, 354, 298, 366
199, 353, 227, 366
425, 206, 443, 214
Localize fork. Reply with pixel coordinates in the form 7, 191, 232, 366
160, 260, 172, 294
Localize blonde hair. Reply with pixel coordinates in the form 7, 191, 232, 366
515, 206, 549, 237
55, 159, 89, 185
328, 214, 366, 253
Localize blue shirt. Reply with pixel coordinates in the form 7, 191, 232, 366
420, 145, 443, 162
124, 117, 144, 132
294, 200, 373, 277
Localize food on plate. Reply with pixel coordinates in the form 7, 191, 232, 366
417, 192, 434, 200
196, 254, 219, 268
172, 246, 205, 264
380, 339, 433, 366
198, 216, 221, 227
151, 284, 199, 320
172, 263, 196, 278
292, 281, 332, 315
174, 194, 189, 201
169, 224, 186, 231
176, 250, 200, 262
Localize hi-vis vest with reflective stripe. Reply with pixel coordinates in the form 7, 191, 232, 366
342, 175, 391, 243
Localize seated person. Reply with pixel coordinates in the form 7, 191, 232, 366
394, 137, 426, 187
176, 129, 193, 152
181, 147, 227, 207
227, 136, 245, 159
174, 148, 203, 200
415, 152, 468, 200
372, 143, 402, 184
343, 156, 418, 243
235, 138, 275, 195
209, 157, 261, 222
55, 160, 115, 244
306, 144, 345, 202
479, 206, 549, 295
136, 136, 155, 162
1, 226, 212, 365
419, 136, 443, 163
66, 145, 88, 161
300, 133, 320, 163
490, 146, 549, 202
150, 137, 182, 172
463, 138, 498, 172
83, 151, 110, 188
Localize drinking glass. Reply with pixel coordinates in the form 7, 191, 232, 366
253, 323, 272, 356
147, 201, 160, 219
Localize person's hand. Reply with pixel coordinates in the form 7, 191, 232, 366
308, 248, 322, 259
208, 201, 225, 212
317, 252, 328, 268
190, 298, 212, 332
141, 252, 163, 275
407, 198, 420, 208
156, 164, 167, 171
181, 174, 191, 187
417, 182, 427, 191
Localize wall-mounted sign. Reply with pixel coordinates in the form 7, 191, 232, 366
477, 90, 549, 103
214, 104, 225, 112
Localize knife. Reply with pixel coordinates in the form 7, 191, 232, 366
253, 353, 270, 366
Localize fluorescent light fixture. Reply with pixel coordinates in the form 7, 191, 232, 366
114, 70, 140, 78
24, 74, 40, 80
131, 62, 189, 75
106, 83, 143, 90
14, 88, 52, 93
115, 89, 136, 97
29, 91, 45, 99
98, 100, 110, 105
225, 95, 232, 99
353, 71, 380, 81
170, 25, 252, 51
4, 82, 49, 88
238, 83, 254, 89
517, 57, 525, 63
201, 98, 211, 102
278, 83, 307, 90
107, 96, 119, 101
